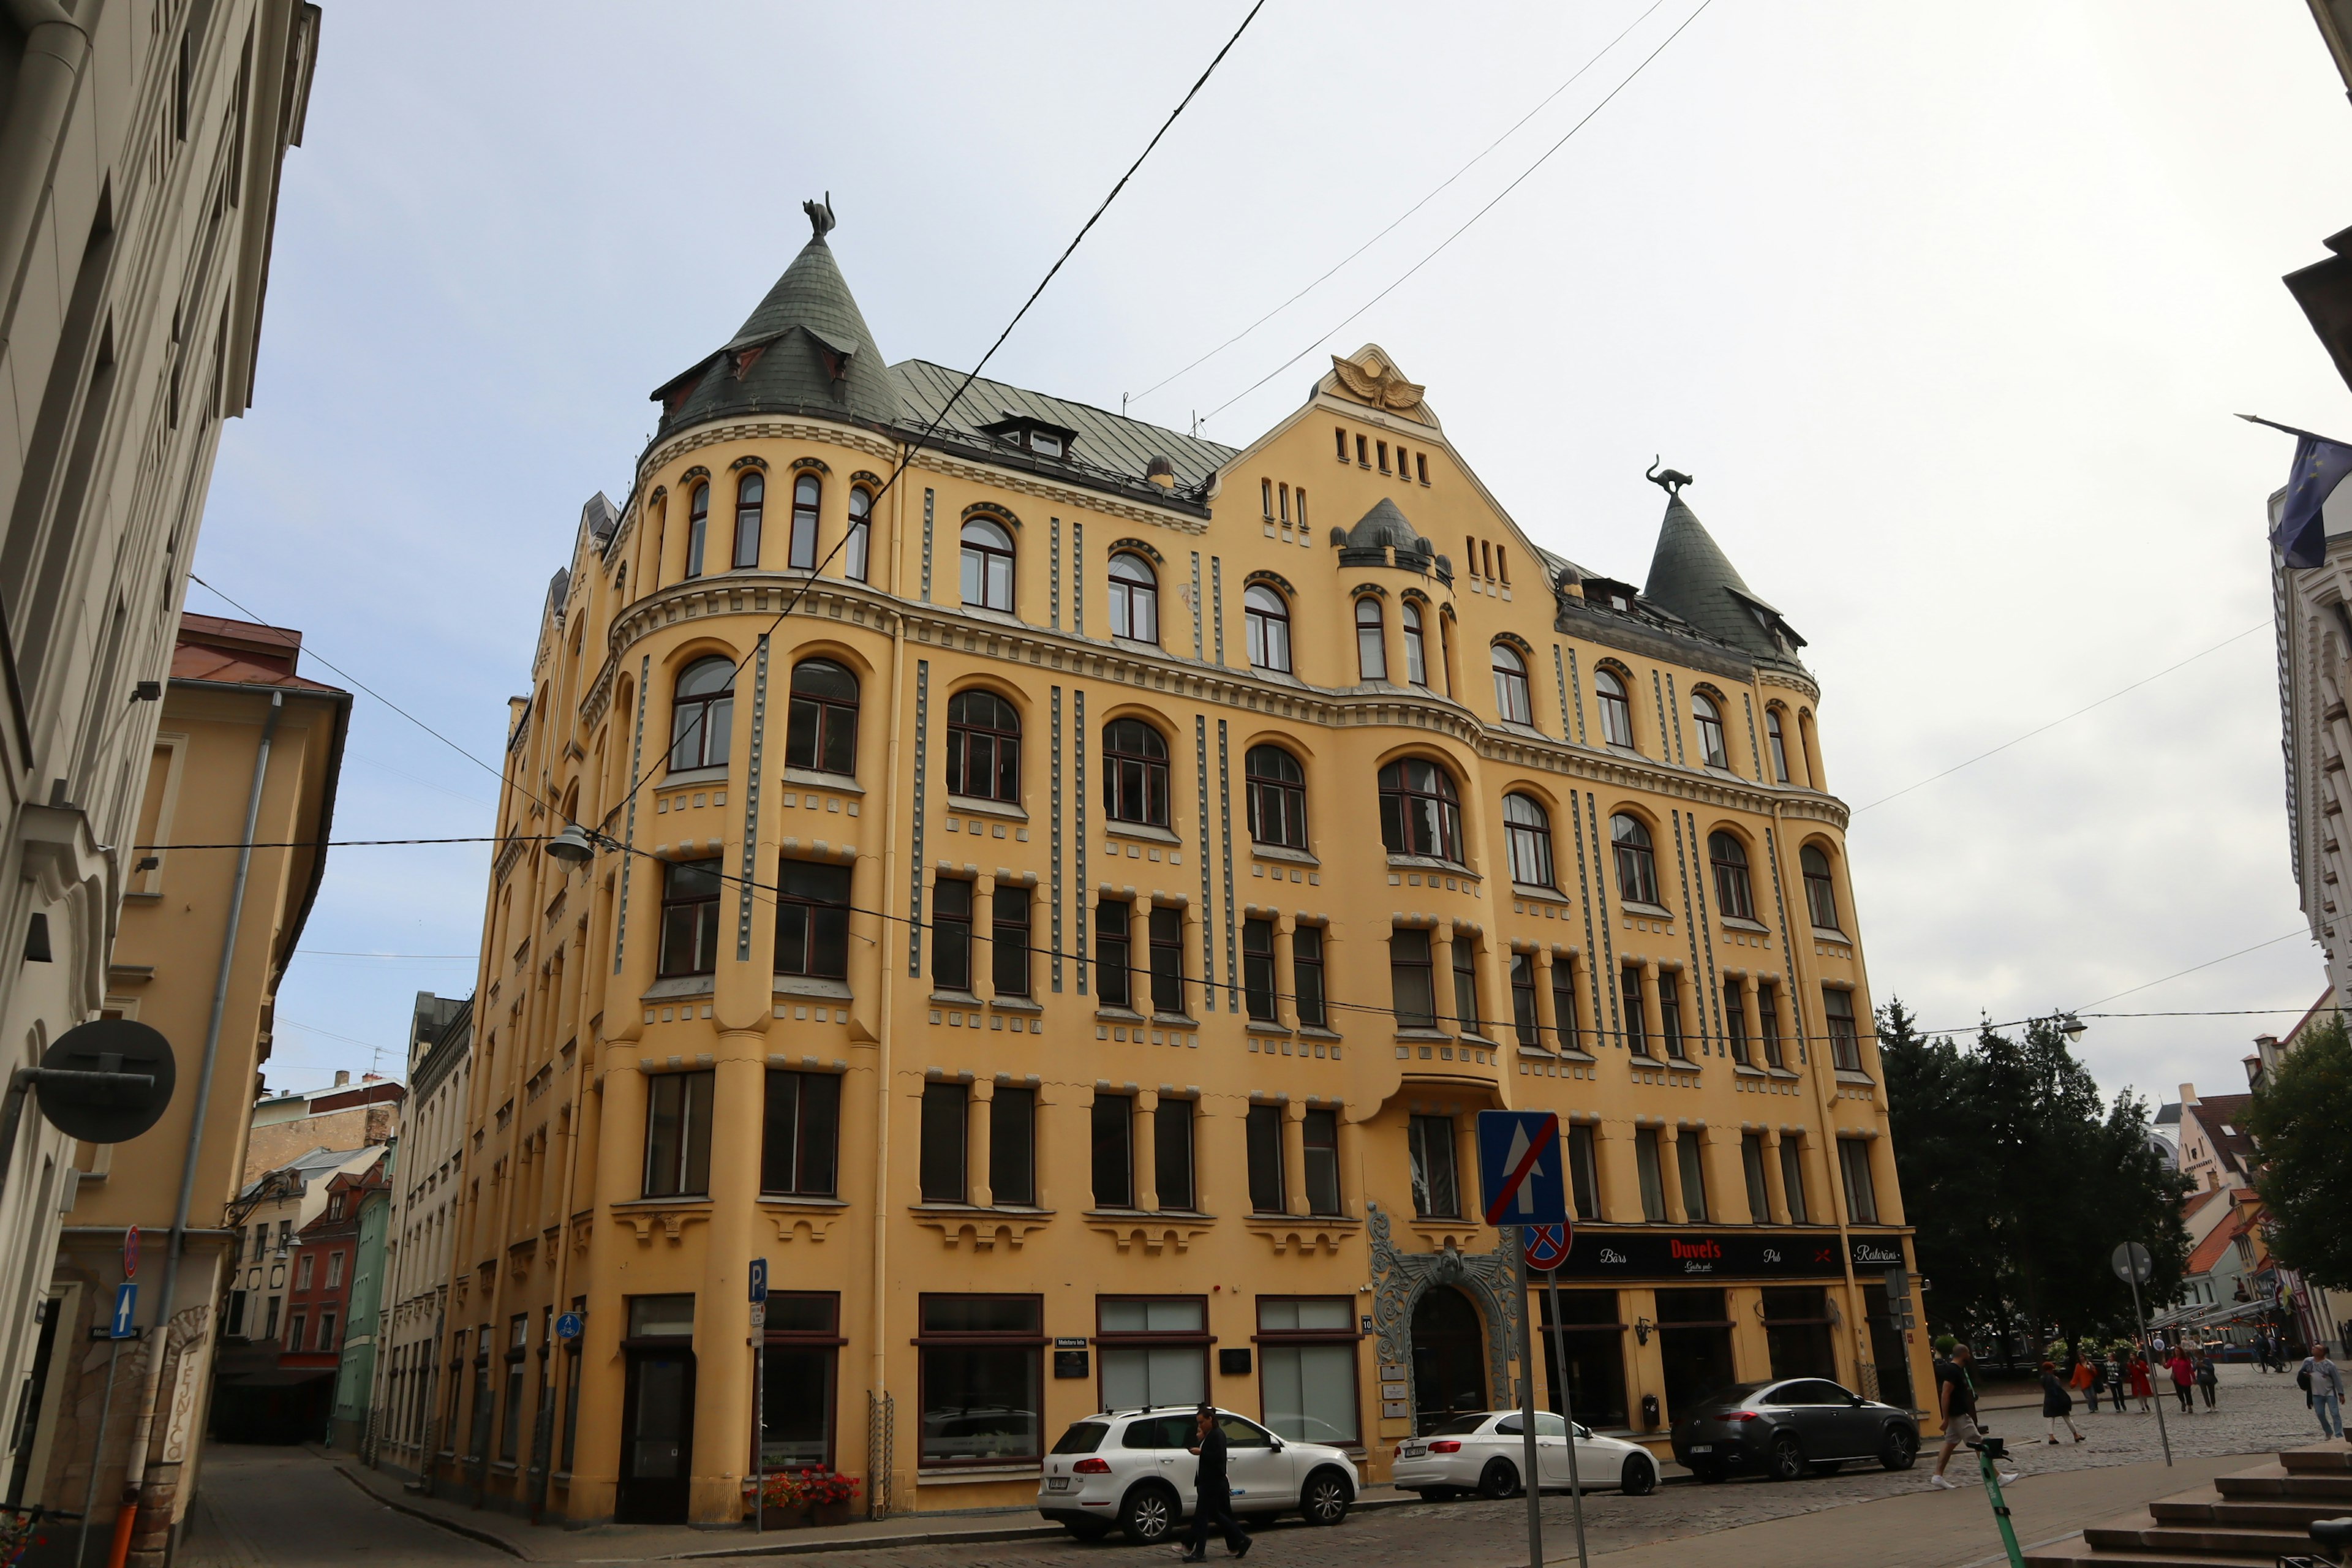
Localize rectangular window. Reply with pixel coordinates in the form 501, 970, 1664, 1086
264, 1297, 281, 1340
1676, 1134, 1709, 1222
1725, 982, 1751, 1065
1537, 1290, 1630, 1431
1293, 924, 1327, 1028
1246, 1104, 1285, 1213
1376, 440, 1390, 473
658, 859, 723, 978
1257, 1298, 1359, 1444
775, 860, 852, 978
1408, 1115, 1458, 1219
1780, 1137, 1809, 1224
1355, 434, 1368, 466
1155, 1097, 1194, 1211
1551, 962, 1578, 1052
643, 1071, 714, 1198
1091, 1095, 1133, 1209
919, 1081, 967, 1204
1660, 974, 1686, 1059
326, 1252, 344, 1289
1635, 1128, 1667, 1223
993, 885, 1032, 998
1096, 898, 1132, 1008
319, 1310, 337, 1349
1623, 968, 1649, 1055
917, 1295, 1042, 1468
1567, 1123, 1600, 1221
1148, 906, 1185, 1015
1242, 918, 1277, 1022
762, 1069, 841, 1197
1510, 954, 1540, 1047
1335, 426, 1348, 461
1452, 939, 1480, 1036
297, 1253, 314, 1290
1098, 1298, 1208, 1412
1824, 987, 1863, 1072
288, 1311, 306, 1351
1415, 453, 1429, 484
991, 1087, 1036, 1206
1741, 1133, 1770, 1223
1390, 928, 1436, 1029
1758, 983, 1784, 1068
1839, 1138, 1879, 1223
933, 878, 973, 993
1302, 1108, 1340, 1216
500, 1313, 527, 1462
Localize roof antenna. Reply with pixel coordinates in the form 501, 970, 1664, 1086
1121, 393, 1129, 418
1645, 456, 1693, 497
1191, 409, 1201, 437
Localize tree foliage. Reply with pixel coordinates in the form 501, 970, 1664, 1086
2245, 1012, 2352, 1293
1879, 1000, 2190, 1352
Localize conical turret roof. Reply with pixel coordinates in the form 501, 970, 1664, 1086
650, 197, 903, 439
1642, 492, 1804, 666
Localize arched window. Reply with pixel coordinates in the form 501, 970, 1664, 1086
1611, 813, 1659, 906
1596, 668, 1634, 748
731, 473, 763, 568
844, 487, 871, 581
1492, 644, 1532, 724
1102, 718, 1169, 826
1378, 758, 1461, 861
669, 656, 734, 771
1244, 744, 1307, 849
1401, 601, 1428, 687
1692, 692, 1728, 769
1244, 584, 1291, 672
1765, 707, 1792, 783
945, 689, 1020, 802
1108, 551, 1158, 643
1709, 831, 1754, 921
1355, 597, 1387, 681
1503, 794, 1554, 888
961, 517, 1014, 611
1801, 845, 1841, 930
684, 483, 709, 579
783, 659, 858, 775
786, 475, 820, 570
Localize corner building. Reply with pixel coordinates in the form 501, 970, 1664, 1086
439, 203, 1929, 1528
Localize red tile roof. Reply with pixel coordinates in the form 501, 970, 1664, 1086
172, 612, 343, 693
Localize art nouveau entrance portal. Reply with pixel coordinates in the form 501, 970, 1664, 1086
1411, 1286, 1488, 1432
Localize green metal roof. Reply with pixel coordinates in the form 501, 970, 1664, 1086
1640, 494, 1806, 670
888, 359, 1235, 492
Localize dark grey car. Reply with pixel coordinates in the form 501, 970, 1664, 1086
1668, 1378, 1918, 1482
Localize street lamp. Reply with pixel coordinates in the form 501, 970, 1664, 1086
544, 824, 598, 865
2060, 1015, 2086, 1042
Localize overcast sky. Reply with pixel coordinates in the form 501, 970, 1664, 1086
196, 1, 2352, 1112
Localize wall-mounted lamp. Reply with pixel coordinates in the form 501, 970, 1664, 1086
1633, 1316, 1654, 1346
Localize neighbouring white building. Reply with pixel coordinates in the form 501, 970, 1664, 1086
368, 992, 470, 1479
2271, 481, 2352, 1004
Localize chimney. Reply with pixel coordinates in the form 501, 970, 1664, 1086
2177, 1082, 2196, 1107
1145, 456, 1175, 490
333, 1069, 351, 1088
362, 1072, 381, 1083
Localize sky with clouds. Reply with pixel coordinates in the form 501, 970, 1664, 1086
195, 1, 2352, 1112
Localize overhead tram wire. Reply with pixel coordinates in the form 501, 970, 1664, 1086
1197, 0, 1718, 427
1126, 0, 1672, 410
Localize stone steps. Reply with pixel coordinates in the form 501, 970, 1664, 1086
2019, 1445, 2352, 1568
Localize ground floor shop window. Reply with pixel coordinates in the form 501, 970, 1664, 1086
1861, 1283, 1915, 1409
1537, 1289, 1630, 1430
1098, 1297, 1208, 1411
917, 1295, 1043, 1467
500, 1314, 529, 1461
1761, 1287, 1836, 1381
761, 1294, 841, 1469
1655, 1287, 1735, 1425
1257, 1298, 1359, 1446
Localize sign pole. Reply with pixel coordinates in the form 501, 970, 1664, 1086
750, 1259, 769, 1533
1543, 1265, 1589, 1568
2112, 1242, 2169, 1468
1513, 1236, 1543, 1568
73, 1341, 121, 1568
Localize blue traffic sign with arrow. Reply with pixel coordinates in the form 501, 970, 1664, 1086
1477, 1109, 1567, 1226
111, 1282, 138, 1339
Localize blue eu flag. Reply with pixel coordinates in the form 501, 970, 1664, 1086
2272, 434, 2352, 569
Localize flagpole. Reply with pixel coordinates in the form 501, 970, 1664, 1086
2238, 412, 2352, 445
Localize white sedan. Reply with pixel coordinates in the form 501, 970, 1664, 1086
1393, 1411, 1658, 1499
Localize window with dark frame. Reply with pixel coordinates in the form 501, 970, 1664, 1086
1401, 600, 1428, 686
1452, 938, 1481, 1037
644, 1070, 714, 1197
1108, 551, 1159, 643
684, 482, 708, 578
1491, 643, 1533, 723
1567, 1123, 1600, 1220
1596, 668, 1634, 748
932, 878, 973, 993
1623, 966, 1650, 1055
1741, 1132, 1770, 1223
1245, 584, 1291, 671
1504, 794, 1553, 886
1759, 981, 1785, 1068
499, 1314, 526, 1461
844, 487, 871, 581
1098, 1298, 1208, 1411
1660, 974, 1686, 1060
784, 659, 859, 775
1408, 1114, 1459, 1218
1293, 925, 1327, 1028
919, 1081, 967, 1204
1510, 953, 1540, 1047
1802, 846, 1841, 930
1823, 987, 1863, 1072
761, 1069, 840, 1197
1242, 918, 1277, 1022
1389, 927, 1437, 1029
1724, 980, 1751, 1065
916, 1295, 1042, 1467
1091, 1095, 1133, 1209
789, 474, 820, 569
945, 690, 1020, 802
1838, 1137, 1879, 1223
960, 517, 1015, 611
1709, 831, 1755, 921
1355, 597, 1387, 681
1103, 718, 1170, 827
774, 858, 851, 979
1634, 1128, 1667, 1222
1257, 1298, 1359, 1444
1302, 1108, 1341, 1216
1676, 1132, 1709, 1221
669, 657, 734, 772
1155, 1096, 1194, 1210
1244, 745, 1308, 848
1246, 1103, 1284, 1213
993, 885, 1032, 998
1780, 1137, 1809, 1223
1096, 897, 1133, 1009
1765, 706, 1792, 782
1692, 692, 1728, 768
1148, 905, 1185, 1015
1551, 960, 1578, 1052
990, 1087, 1035, 1205
759, 1292, 841, 1472
733, 472, 764, 568
658, 859, 722, 978
1611, 813, 1660, 905
1378, 758, 1461, 861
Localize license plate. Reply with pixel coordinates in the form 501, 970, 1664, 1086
1400, 1444, 1426, 1458
1047, 1477, 1071, 1491
1688, 1445, 1713, 1454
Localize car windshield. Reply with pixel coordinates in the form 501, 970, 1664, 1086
1052, 1422, 1108, 1455
1422, 1414, 1495, 1437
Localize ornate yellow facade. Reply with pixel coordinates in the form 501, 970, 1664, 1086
421, 203, 1928, 1529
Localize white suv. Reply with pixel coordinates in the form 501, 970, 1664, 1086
1037, 1408, 1359, 1545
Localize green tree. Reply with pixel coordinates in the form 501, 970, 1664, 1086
2245, 1012, 2352, 1293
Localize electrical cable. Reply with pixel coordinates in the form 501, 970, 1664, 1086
2072, 929, 2312, 1012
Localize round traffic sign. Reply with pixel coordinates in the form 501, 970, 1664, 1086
37, 1020, 175, 1144
2111, 1242, 2153, 1285
1524, 1222, 1572, 1272
555, 1312, 583, 1342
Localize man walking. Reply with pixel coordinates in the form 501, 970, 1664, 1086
1177, 1406, 1250, 1561
2300, 1343, 2345, 1442
1929, 1338, 2018, 1490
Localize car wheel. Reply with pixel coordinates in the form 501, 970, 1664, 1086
1620, 1455, 1657, 1497
1478, 1457, 1521, 1499
1063, 1519, 1114, 1542
1120, 1482, 1180, 1545
1302, 1468, 1352, 1526
1879, 1425, 1919, 1472
1766, 1433, 1805, 1482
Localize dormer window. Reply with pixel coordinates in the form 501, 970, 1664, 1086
981, 414, 1078, 461
1030, 429, 1063, 458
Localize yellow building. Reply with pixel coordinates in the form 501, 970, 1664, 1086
435, 199, 1928, 1529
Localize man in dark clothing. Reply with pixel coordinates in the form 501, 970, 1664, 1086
1177, 1406, 1250, 1561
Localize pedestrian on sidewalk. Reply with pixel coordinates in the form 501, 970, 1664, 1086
1929, 1339, 2018, 1490
2195, 1350, 2218, 1409
1176, 1406, 1250, 1561
2166, 1348, 2195, 1414
2127, 1351, 2154, 1412
2038, 1360, 2084, 1444
2071, 1354, 2101, 1414
2298, 1344, 2345, 1442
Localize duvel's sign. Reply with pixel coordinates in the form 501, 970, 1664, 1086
1554, 1230, 1905, 1280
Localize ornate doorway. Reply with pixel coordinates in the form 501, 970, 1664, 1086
1410, 1286, 1488, 1431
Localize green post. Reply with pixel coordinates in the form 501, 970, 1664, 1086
1975, 1441, 2026, 1568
